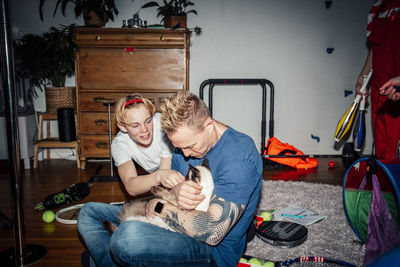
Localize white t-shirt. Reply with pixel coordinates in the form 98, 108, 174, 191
111, 113, 174, 173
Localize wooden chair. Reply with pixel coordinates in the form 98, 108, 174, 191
33, 113, 80, 168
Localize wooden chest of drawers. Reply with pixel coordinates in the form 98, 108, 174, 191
75, 28, 190, 168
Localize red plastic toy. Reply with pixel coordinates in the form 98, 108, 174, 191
328, 161, 336, 168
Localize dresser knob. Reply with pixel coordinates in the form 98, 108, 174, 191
160, 35, 165, 41
95, 35, 101, 41
93, 96, 105, 103
96, 142, 108, 149
94, 119, 107, 126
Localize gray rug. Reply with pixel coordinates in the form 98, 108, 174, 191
244, 180, 365, 266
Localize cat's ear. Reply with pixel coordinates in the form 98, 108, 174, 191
202, 158, 210, 169
186, 164, 197, 180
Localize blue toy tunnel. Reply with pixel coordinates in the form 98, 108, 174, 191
342, 157, 400, 243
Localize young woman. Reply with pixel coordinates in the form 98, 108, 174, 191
79, 94, 187, 266
111, 94, 185, 196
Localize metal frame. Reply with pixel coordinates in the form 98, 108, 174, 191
199, 78, 274, 154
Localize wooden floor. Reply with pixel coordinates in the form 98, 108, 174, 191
0, 157, 345, 266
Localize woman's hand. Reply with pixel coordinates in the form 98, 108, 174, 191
379, 76, 400, 102
157, 169, 185, 189
172, 181, 205, 210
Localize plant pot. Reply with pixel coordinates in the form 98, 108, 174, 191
164, 15, 187, 28
83, 11, 108, 27
45, 87, 76, 114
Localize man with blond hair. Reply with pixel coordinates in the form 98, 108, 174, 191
109, 91, 263, 266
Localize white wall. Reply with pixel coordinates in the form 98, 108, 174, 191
8, 0, 374, 157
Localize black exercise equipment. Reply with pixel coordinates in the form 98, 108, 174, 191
199, 78, 274, 154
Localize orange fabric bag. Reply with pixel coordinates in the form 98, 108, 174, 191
263, 137, 318, 169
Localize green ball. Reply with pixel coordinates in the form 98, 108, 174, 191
260, 211, 273, 221
42, 210, 55, 223
239, 258, 248, 263
263, 261, 275, 267
248, 257, 263, 266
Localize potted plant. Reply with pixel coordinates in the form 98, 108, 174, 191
39, 0, 119, 27
14, 24, 77, 113
141, 0, 197, 28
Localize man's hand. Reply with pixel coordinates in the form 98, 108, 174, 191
146, 198, 163, 218
172, 180, 205, 210
157, 170, 185, 189
379, 76, 400, 102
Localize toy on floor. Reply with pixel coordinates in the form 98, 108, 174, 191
238, 255, 357, 267
34, 182, 91, 211
250, 210, 308, 248
343, 157, 400, 265
255, 220, 308, 248
238, 255, 274, 267
42, 210, 55, 223
254, 210, 274, 227
328, 161, 336, 168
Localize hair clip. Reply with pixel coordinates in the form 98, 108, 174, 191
122, 99, 144, 111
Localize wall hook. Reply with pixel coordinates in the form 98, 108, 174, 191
325, 1, 333, 9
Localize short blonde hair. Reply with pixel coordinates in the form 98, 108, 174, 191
115, 94, 155, 125
161, 91, 211, 134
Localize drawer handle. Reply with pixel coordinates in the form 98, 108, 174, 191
93, 96, 105, 103
95, 35, 101, 41
94, 119, 107, 125
96, 142, 108, 149
160, 35, 165, 41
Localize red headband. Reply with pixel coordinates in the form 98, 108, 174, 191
122, 99, 144, 110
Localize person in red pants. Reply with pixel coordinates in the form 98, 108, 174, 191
356, 0, 400, 160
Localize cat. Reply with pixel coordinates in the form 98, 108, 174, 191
103, 158, 214, 233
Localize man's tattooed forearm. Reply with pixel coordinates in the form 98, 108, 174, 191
162, 194, 245, 245
164, 209, 187, 233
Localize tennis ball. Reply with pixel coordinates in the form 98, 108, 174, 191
263, 261, 275, 267
248, 257, 263, 266
42, 210, 55, 223
239, 258, 248, 263
260, 211, 273, 221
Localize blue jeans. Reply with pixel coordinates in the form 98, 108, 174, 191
78, 202, 217, 267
